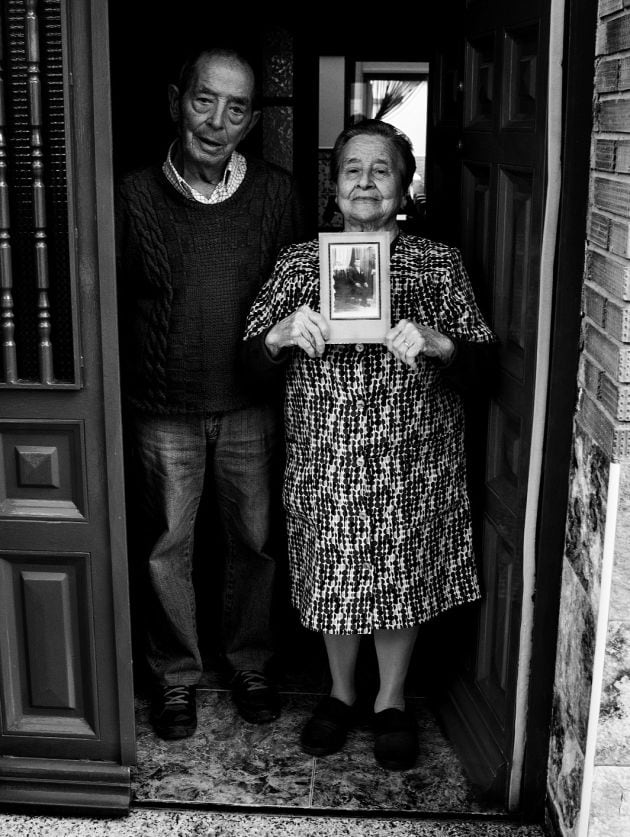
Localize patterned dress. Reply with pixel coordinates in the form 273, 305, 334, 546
244, 233, 495, 634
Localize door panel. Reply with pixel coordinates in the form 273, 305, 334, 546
434, 0, 549, 806
1, 549, 97, 737
0, 0, 134, 813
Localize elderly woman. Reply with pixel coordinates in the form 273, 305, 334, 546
243, 119, 495, 770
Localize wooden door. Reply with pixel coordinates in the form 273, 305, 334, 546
0, 0, 134, 814
431, 0, 551, 807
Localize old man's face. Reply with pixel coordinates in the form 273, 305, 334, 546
169, 52, 259, 176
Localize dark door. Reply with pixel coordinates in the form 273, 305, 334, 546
0, 0, 134, 814
432, 0, 551, 806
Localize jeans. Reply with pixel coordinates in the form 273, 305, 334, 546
129, 404, 279, 686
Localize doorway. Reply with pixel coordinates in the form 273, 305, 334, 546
106, 1, 554, 821
0, 0, 596, 819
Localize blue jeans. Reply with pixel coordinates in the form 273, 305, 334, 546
129, 404, 279, 686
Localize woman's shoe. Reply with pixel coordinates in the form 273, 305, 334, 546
372, 707, 419, 770
300, 696, 355, 756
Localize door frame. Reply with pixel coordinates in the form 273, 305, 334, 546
14, 0, 592, 817
83, 0, 137, 769
521, 0, 598, 815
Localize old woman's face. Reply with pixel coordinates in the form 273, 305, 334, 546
335, 134, 404, 233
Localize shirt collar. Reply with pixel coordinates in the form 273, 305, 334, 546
163, 141, 243, 203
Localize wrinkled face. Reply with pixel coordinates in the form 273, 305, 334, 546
169, 53, 259, 173
335, 134, 405, 232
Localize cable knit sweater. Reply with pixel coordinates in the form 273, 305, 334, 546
115, 156, 304, 415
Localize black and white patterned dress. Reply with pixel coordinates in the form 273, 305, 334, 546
244, 233, 495, 634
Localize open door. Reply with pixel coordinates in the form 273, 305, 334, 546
431, 0, 551, 807
0, 0, 134, 814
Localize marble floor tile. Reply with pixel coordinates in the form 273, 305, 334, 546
307, 697, 500, 813
134, 689, 501, 815
134, 690, 314, 806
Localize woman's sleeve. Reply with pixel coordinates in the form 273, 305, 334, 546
244, 247, 300, 339
241, 247, 303, 385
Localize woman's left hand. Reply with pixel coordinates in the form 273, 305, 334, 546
384, 319, 455, 369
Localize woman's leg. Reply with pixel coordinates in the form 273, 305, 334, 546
373, 626, 420, 713
323, 632, 361, 707
300, 632, 360, 755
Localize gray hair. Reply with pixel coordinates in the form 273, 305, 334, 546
330, 119, 416, 192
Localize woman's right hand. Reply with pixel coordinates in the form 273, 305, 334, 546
265, 305, 330, 359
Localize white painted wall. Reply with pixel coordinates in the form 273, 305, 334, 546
318, 56, 345, 148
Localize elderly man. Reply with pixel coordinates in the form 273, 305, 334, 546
115, 46, 304, 739
346, 257, 370, 306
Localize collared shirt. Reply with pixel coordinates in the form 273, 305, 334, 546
162, 141, 247, 204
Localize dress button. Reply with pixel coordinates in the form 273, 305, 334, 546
355, 343, 365, 352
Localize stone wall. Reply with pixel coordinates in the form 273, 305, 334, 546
547, 1, 630, 835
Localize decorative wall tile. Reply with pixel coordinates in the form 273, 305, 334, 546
262, 107, 293, 172
262, 26, 294, 97
564, 429, 609, 603
548, 690, 585, 834
318, 149, 343, 230
548, 556, 597, 833
552, 559, 595, 751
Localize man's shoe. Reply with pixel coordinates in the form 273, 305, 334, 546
231, 670, 281, 724
150, 684, 197, 740
300, 696, 355, 756
372, 707, 418, 770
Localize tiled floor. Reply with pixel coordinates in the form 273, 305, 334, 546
133, 687, 502, 813
0, 649, 550, 836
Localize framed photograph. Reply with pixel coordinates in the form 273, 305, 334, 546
319, 231, 391, 343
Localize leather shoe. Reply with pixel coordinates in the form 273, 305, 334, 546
372, 707, 418, 770
150, 684, 197, 740
231, 670, 281, 724
300, 696, 355, 756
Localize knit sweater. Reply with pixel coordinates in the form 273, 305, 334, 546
115, 156, 304, 415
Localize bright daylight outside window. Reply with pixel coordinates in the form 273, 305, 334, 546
366, 77, 427, 203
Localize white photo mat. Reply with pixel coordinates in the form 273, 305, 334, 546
319, 231, 391, 344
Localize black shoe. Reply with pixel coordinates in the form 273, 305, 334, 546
231, 670, 281, 724
372, 707, 418, 770
300, 696, 355, 756
150, 684, 197, 740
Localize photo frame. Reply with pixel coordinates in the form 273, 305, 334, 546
319, 231, 391, 343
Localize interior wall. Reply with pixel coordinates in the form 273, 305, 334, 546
318, 57, 345, 148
